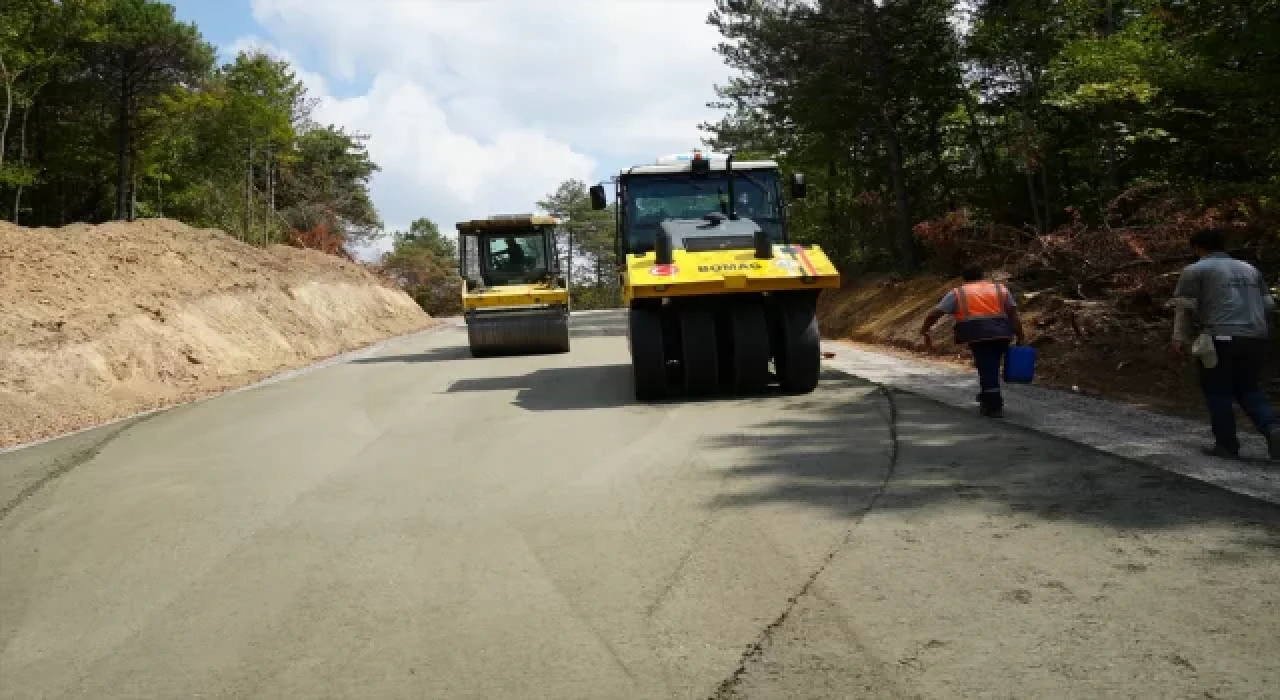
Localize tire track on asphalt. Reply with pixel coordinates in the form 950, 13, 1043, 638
709, 385, 902, 699
0, 414, 157, 523
643, 450, 733, 621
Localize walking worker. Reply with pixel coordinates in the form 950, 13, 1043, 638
1170, 229, 1280, 460
920, 265, 1026, 418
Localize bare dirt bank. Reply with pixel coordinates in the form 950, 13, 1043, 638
817, 275, 1236, 419
0, 219, 433, 447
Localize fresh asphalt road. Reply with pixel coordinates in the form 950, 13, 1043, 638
2, 310, 1278, 699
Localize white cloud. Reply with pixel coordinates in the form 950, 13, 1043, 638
313, 75, 594, 236
235, 0, 732, 252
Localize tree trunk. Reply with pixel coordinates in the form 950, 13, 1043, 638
928, 110, 953, 210
1102, 0, 1119, 201
827, 158, 841, 268
1062, 151, 1075, 205
1040, 162, 1052, 231
0, 55, 12, 170
244, 139, 254, 241
115, 75, 132, 221
858, 0, 914, 269
13, 97, 31, 224
267, 148, 275, 245
883, 121, 913, 268
1025, 169, 1044, 235
962, 93, 999, 211
1105, 112, 1119, 199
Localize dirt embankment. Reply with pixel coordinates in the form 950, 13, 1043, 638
0, 219, 434, 447
818, 276, 1228, 418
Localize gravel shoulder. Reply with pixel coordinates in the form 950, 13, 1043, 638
823, 340, 1280, 504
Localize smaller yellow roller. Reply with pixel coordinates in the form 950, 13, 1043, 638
457, 214, 570, 357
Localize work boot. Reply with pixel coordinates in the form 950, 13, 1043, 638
1267, 426, 1280, 461
1201, 444, 1240, 460
980, 404, 1004, 419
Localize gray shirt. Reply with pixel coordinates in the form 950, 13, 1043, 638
936, 284, 1017, 315
1171, 253, 1274, 341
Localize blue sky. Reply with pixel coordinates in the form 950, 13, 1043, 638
165, 1, 731, 250
169, 1, 251, 49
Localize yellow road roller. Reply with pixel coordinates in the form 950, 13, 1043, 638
590, 151, 840, 399
457, 214, 570, 357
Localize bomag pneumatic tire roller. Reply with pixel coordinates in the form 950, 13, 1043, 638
457, 214, 571, 357
590, 151, 840, 400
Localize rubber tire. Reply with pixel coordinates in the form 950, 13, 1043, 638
629, 308, 667, 401
681, 308, 719, 396
775, 298, 821, 394
554, 318, 571, 353
730, 303, 770, 394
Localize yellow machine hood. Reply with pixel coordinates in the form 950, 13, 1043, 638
463, 283, 569, 311
625, 244, 839, 299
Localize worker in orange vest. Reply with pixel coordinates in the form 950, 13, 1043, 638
920, 265, 1026, 417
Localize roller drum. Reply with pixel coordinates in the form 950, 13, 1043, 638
466, 306, 570, 357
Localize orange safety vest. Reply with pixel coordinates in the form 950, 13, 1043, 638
952, 282, 1014, 344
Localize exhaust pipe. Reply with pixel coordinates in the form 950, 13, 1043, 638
726, 153, 737, 221
655, 228, 674, 266
754, 228, 772, 259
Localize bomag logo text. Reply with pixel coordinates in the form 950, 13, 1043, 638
699, 263, 763, 273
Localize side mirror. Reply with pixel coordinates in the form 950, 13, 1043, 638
791, 173, 807, 199
589, 185, 608, 211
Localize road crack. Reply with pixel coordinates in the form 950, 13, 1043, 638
708, 385, 901, 699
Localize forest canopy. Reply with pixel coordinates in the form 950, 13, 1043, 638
702, 0, 1280, 272
0, 0, 379, 248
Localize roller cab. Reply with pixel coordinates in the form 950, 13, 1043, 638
591, 151, 840, 399
458, 215, 570, 357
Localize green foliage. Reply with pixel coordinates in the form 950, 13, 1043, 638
381, 217, 461, 316
277, 125, 382, 244
570, 284, 623, 311
0, 0, 383, 253
537, 179, 619, 302
703, 0, 1280, 273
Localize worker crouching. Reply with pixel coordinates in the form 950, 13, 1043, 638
920, 266, 1027, 418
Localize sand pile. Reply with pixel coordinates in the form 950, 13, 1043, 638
0, 219, 433, 447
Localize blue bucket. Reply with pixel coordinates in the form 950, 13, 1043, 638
1003, 345, 1037, 384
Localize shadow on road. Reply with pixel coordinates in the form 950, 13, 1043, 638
353, 346, 473, 365
447, 365, 636, 411
444, 363, 845, 412
353, 312, 626, 366
705, 378, 1280, 538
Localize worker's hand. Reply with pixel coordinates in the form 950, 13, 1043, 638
920, 331, 934, 352
1014, 334, 1027, 346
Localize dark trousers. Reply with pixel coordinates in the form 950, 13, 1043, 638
1199, 337, 1276, 452
970, 339, 1011, 409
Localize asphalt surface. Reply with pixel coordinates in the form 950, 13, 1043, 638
2, 310, 1278, 699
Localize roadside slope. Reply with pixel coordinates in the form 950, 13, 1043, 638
0, 219, 433, 447
818, 276, 1223, 417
